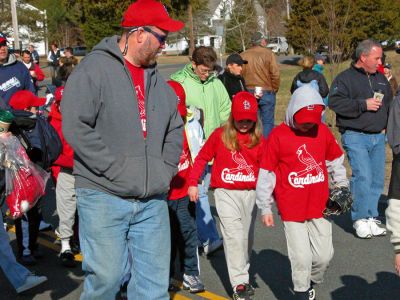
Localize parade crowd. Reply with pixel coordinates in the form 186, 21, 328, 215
0, 0, 400, 299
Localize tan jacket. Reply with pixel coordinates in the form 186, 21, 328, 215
240, 46, 280, 92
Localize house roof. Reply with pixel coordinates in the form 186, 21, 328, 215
208, 0, 222, 14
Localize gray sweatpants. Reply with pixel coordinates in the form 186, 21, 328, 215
283, 218, 334, 292
214, 188, 257, 288
56, 171, 76, 240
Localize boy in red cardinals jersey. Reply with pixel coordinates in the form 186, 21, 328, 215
188, 91, 265, 300
256, 85, 349, 300
166, 81, 205, 294
48, 64, 77, 268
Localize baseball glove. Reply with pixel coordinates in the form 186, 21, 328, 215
323, 186, 353, 216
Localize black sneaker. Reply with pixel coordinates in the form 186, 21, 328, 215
295, 287, 316, 300
59, 250, 76, 268
232, 284, 251, 300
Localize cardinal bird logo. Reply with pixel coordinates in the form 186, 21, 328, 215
288, 144, 325, 188
221, 151, 255, 184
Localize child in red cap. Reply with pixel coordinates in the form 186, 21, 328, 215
256, 85, 349, 300
166, 80, 205, 294
48, 63, 78, 268
188, 91, 265, 300
8, 90, 47, 265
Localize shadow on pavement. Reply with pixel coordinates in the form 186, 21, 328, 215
331, 272, 400, 300
0, 239, 84, 299
252, 249, 295, 299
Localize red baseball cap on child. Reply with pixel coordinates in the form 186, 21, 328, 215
9, 90, 46, 110
232, 91, 258, 122
167, 80, 187, 117
121, 0, 184, 32
294, 105, 324, 125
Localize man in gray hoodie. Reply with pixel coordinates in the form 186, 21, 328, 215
61, 1, 184, 299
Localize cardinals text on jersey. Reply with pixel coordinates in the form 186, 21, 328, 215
288, 144, 325, 188
221, 151, 256, 184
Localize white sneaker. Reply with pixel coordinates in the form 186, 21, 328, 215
368, 218, 386, 236
16, 274, 47, 293
353, 219, 372, 239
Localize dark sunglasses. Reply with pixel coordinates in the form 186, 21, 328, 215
142, 27, 167, 45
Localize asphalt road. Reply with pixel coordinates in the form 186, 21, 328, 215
2, 190, 398, 300
1, 56, 399, 300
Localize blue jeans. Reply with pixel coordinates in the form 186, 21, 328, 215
196, 166, 221, 247
168, 197, 199, 276
0, 211, 31, 290
76, 188, 170, 300
341, 131, 385, 221
249, 89, 276, 138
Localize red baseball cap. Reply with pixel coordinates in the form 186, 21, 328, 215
9, 90, 46, 110
294, 105, 324, 125
167, 80, 187, 117
0, 32, 7, 45
232, 91, 258, 122
121, 0, 184, 32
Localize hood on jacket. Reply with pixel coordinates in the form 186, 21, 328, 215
0, 53, 17, 67
171, 63, 216, 85
90, 35, 157, 74
285, 85, 325, 128
297, 69, 321, 83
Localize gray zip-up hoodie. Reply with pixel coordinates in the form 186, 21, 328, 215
256, 85, 348, 216
61, 36, 183, 198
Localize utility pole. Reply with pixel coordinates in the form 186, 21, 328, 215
44, 9, 48, 53
10, 0, 20, 49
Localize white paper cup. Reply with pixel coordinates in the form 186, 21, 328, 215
255, 86, 263, 97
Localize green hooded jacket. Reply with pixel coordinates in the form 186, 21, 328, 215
171, 63, 231, 139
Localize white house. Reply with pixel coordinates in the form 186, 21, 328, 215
163, 0, 267, 55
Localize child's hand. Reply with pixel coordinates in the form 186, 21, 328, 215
395, 253, 400, 276
261, 214, 274, 227
188, 186, 199, 203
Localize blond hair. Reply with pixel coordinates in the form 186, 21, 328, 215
221, 115, 263, 151
298, 55, 315, 69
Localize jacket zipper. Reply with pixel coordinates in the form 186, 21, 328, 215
124, 63, 148, 197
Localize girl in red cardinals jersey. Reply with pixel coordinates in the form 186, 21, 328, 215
188, 91, 265, 300
256, 85, 349, 300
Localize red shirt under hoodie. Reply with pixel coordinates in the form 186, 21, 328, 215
189, 127, 265, 190
261, 123, 343, 221
48, 86, 74, 181
168, 132, 192, 200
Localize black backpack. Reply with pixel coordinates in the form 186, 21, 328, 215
10, 111, 62, 170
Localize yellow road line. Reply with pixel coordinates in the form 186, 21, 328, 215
8, 226, 229, 299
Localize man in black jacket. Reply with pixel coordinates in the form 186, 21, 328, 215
218, 53, 248, 100
329, 39, 392, 239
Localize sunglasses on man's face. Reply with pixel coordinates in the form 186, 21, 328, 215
142, 27, 168, 45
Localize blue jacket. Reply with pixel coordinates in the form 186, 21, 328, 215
0, 54, 35, 108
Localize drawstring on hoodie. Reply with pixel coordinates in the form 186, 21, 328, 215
122, 27, 139, 56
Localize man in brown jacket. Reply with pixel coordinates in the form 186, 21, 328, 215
241, 31, 280, 137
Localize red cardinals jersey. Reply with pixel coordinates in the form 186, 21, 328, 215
260, 123, 343, 221
125, 59, 147, 138
189, 127, 265, 190
168, 132, 192, 200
